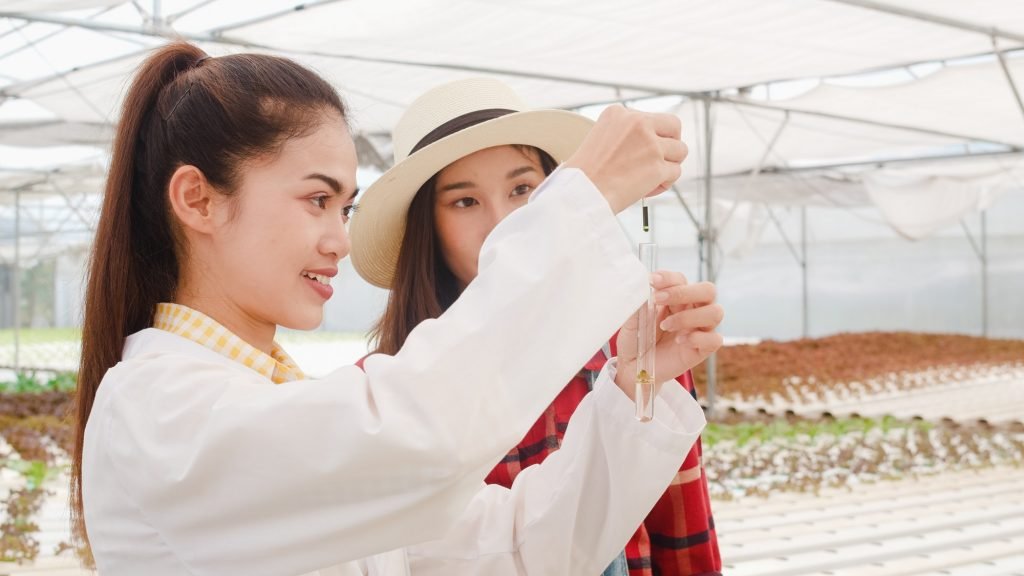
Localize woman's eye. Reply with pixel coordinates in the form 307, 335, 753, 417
310, 195, 329, 209
342, 204, 357, 221
512, 184, 533, 197
454, 197, 478, 208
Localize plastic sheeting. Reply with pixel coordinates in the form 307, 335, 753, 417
754, 55, 1024, 150
864, 165, 1015, 240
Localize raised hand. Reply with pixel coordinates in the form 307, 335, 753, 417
615, 270, 724, 400
564, 106, 687, 213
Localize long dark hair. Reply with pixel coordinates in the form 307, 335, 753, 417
370, 145, 557, 355
72, 41, 347, 543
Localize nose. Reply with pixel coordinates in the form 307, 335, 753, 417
484, 200, 520, 236
319, 214, 351, 263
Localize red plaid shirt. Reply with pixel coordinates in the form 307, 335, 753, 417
484, 342, 721, 576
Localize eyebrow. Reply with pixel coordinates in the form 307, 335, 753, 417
305, 173, 342, 195
304, 173, 359, 202
438, 180, 473, 194
437, 165, 539, 194
506, 166, 538, 179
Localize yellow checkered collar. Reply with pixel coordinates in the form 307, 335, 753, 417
152, 303, 305, 384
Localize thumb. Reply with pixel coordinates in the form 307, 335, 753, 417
617, 306, 640, 362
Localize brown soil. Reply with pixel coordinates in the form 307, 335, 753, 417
692, 332, 1024, 400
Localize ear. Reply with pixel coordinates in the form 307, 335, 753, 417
168, 165, 218, 235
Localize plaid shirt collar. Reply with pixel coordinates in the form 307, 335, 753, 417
152, 302, 305, 384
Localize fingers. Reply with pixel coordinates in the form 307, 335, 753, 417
571, 106, 686, 210
683, 330, 724, 356
650, 270, 688, 291
649, 112, 682, 139
660, 303, 725, 333
660, 137, 688, 164
598, 103, 627, 120
651, 144, 684, 197
654, 281, 716, 308
660, 166, 682, 193
650, 322, 723, 383
616, 305, 640, 360
646, 184, 670, 198
619, 305, 640, 337
645, 273, 724, 380
655, 117, 686, 191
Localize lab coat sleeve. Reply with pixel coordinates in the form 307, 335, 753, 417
406, 359, 707, 575
95, 168, 651, 576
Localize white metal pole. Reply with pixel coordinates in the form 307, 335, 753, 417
982, 210, 989, 337
702, 97, 717, 418
13, 187, 21, 372
802, 205, 809, 338
994, 37, 1024, 122
823, 0, 1024, 44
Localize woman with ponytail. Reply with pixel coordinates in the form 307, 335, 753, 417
74, 41, 708, 576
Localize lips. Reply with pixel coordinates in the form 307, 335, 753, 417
302, 271, 331, 285
301, 268, 337, 300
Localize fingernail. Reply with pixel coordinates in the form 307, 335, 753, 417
651, 273, 663, 284
660, 319, 671, 331
655, 291, 668, 302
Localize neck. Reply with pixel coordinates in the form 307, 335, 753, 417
175, 271, 277, 356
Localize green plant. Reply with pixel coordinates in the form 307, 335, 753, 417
6, 460, 60, 491
45, 372, 76, 393
14, 372, 43, 394
703, 415, 1024, 499
0, 371, 77, 395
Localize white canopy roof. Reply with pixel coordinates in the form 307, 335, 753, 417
2, 1, 1023, 141
1, 0, 1023, 242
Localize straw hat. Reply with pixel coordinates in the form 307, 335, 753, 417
349, 77, 593, 289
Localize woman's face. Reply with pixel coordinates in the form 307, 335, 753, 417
203, 112, 359, 332
433, 145, 547, 287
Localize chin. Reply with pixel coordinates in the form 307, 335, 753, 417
280, 309, 324, 332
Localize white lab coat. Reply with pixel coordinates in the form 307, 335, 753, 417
82, 169, 706, 575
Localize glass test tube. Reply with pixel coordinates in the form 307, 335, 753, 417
636, 242, 657, 422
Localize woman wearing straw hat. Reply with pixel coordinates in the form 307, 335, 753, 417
351, 78, 724, 576
76, 41, 709, 576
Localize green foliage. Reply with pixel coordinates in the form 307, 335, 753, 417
45, 372, 76, 393
0, 328, 80, 344
5, 460, 59, 491
0, 371, 76, 394
13, 373, 43, 394
702, 416, 932, 448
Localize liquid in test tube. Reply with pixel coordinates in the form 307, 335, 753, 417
636, 242, 657, 422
